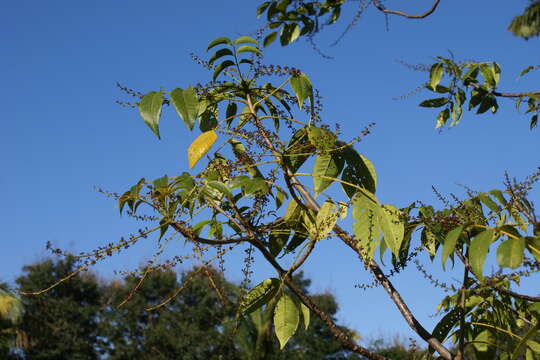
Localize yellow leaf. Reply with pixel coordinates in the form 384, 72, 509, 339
188, 130, 218, 168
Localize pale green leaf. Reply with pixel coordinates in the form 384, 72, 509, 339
312, 153, 344, 195
207, 37, 232, 51
300, 302, 310, 330
236, 45, 262, 56
240, 278, 280, 314
469, 229, 494, 279
497, 238, 525, 269
274, 294, 300, 349
233, 36, 259, 46
290, 73, 313, 110
429, 63, 444, 90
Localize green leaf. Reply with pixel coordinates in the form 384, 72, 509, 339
312, 153, 344, 195
257, 2, 271, 18
419, 97, 448, 108
274, 294, 300, 349
269, 225, 291, 256
233, 36, 259, 46
340, 145, 377, 196
208, 48, 234, 66
429, 63, 444, 90
206, 181, 232, 199
435, 108, 450, 128
284, 127, 312, 172
304, 200, 339, 241
213, 60, 235, 81
307, 126, 337, 151
138, 91, 163, 139
469, 229, 494, 279
240, 278, 280, 314
188, 130, 218, 169
442, 225, 464, 270
480, 64, 496, 89
300, 302, 310, 330
477, 95, 497, 114
236, 45, 262, 56
526, 237, 540, 262
263, 32, 278, 47
511, 319, 539, 360
497, 238, 525, 269
280, 22, 301, 45
170, 86, 199, 131
518, 65, 537, 79
431, 308, 460, 348
352, 191, 403, 257
380, 204, 405, 257
478, 193, 501, 213
225, 102, 238, 128
290, 73, 313, 110
531, 114, 538, 130
207, 36, 232, 51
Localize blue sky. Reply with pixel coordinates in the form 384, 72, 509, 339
2, 0, 538, 344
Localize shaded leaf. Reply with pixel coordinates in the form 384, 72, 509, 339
420, 97, 448, 108
213, 60, 235, 81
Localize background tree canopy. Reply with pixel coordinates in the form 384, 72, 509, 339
1, 258, 407, 359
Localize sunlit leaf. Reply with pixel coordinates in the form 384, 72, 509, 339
274, 294, 299, 349
233, 36, 259, 46
442, 225, 464, 270
300, 302, 310, 330
138, 91, 163, 139
290, 73, 313, 110
429, 63, 444, 90
497, 238, 525, 269
312, 153, 344, 195
188, 130, 218, 168
469, 229, 494, 279
236, 45, 262, 56
240, 278, 280, 314
170, 86, 199, 131
207, 36, 232, 51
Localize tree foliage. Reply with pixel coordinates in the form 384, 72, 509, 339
28, 1, 540, 360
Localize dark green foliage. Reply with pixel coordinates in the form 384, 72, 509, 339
99, 267, 239, 360
508, 0, 540, 39
16, 257, 102, 360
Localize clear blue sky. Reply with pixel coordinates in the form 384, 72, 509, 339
2, 0, 538, 344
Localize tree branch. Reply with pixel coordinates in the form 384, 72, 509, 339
372, 0, 442, 19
